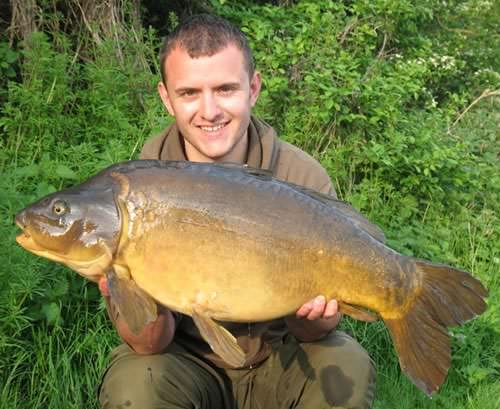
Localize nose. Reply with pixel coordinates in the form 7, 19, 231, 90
200, 92, 222, 121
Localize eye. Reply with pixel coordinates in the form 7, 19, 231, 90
52, 200, 69, 216
218, 85, 237, 95
180, 89, 197, 97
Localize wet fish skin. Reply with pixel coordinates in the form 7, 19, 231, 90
15, 178, 121, 281
15, 160, 488, 396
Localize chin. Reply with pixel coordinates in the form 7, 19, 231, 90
200, 144, 233, 161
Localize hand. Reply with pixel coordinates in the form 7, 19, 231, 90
295, 295, 338, 320
285, 295, 341, 342
98, 276, 110, 297
98, 275, 175, 354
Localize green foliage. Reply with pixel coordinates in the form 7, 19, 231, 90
1, 0, 499, 407
0, 43, 17, 77
0, 42, 18, 101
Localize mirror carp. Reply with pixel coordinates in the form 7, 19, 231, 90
15, 160, 488, 396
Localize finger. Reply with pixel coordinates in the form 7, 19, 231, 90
98, 276, 110, 297
296, 302, 313, 318
307, 295, 326, 320
323, 299, 338, 319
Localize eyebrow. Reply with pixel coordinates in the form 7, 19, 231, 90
174, 86, 199, 95
216, 82, 241, 90
174, 82, 242, 95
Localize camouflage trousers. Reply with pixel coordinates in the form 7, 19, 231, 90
98, 331, 375, 409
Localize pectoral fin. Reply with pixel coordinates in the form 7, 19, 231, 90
106, 268, 158, 334
192, 309, 246, 367
338, 301, 378, 322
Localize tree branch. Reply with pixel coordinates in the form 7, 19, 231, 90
450, 88, 500, 129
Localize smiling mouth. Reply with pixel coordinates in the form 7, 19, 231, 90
198, 122, 229, 132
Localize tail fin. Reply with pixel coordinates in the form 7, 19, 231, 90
382, 260, 488, 395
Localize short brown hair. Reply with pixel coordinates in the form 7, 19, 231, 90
159, 14, 255, 84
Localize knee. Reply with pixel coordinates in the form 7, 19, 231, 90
302, 332, 376, 408
303, 331, 373, 369
99, 349, 173, 409
99, 345, 227, 409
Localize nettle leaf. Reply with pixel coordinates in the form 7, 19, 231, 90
55, 164, 78, 180
35, 181, 57, 198
42, 302, 62, 326
5, 49, 18, 64
465, 365, 497, 384
14, 164, 41, 178
46, 277, 69, 299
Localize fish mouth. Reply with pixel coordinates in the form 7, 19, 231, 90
15, 219, 63, 258
15, 220, 111, 282
15, 221, 45, 252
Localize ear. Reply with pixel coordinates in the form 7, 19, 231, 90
158, 81, 175, 117
249, 71, 262, 107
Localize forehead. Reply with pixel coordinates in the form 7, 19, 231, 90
164, 44, 249, 87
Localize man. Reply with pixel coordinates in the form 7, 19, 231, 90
98, 14, 375, 409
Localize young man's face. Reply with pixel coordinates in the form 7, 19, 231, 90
158, 44, 261, 163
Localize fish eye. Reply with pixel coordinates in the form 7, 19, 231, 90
52, 200, 69, 216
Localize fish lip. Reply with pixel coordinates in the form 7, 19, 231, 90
15, 219, 28, 233
15, 232, 112, 281
15, 219, 48, 253
15, 219, 33, 241
16, 229, 42, 251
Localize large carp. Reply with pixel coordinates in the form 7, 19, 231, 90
15, 160, 487, 395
